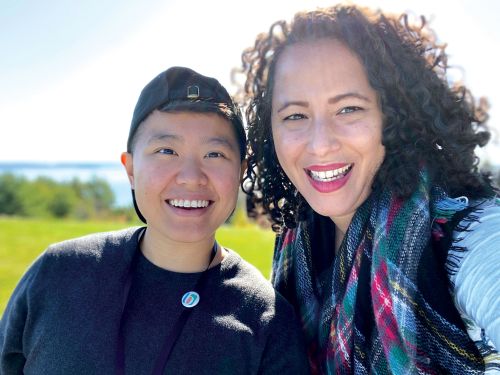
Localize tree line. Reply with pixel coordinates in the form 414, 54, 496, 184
0, 173, 134, 220
1, 166, 498, 222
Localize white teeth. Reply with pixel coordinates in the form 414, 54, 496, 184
168, 199, 209, 208
308, 165, 352, 182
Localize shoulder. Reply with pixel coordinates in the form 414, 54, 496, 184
448, 198, 500, 350
220, 248, 275, 297
219, 249, 297, 319
213, 250, 310, 373
47, 227, 139, 253
448, 198, 500, 279
5, 227, 143, 311
449, 197, 500, 281
45, 226, 141, 257
29, 227, 142, 282
451, 198, 500, 256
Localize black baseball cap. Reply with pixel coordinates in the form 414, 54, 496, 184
128, 66, 246, 160
128, 66, 246, 224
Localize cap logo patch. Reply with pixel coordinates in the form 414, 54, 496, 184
187, 85, 200, 99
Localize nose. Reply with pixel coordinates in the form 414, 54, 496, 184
175, 158, 208, 187
306, 117, 340, 156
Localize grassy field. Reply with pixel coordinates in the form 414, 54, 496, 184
0, 217, 275, 315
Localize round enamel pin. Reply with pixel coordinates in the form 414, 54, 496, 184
181, 291, 200, 308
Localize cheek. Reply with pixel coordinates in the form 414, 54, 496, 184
135, 162, 169, 190
213, 165, 241, 195
272, 127, 302, 166
369, 132, 385, 163
364, 143, 385, 177
357, 122, 384, 166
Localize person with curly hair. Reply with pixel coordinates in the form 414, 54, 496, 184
239, 4, 500, 374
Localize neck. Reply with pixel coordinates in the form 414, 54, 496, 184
140, 228, 223, 273
330, 214, 353, 253
334, 225, 345, 254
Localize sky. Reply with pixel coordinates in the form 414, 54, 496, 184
1, 0, 499, 165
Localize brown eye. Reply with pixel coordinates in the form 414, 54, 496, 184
158, 148, 177, 155
205, 151, 225, 159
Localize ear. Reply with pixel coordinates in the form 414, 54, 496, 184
121, 152, 134, 188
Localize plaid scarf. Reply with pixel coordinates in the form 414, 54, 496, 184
272, 172, 484, 374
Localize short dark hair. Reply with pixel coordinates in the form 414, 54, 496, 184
128, 66, 246, 161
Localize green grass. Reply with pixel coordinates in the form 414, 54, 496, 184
215, 225, 275, 277
0, 217, 275, 315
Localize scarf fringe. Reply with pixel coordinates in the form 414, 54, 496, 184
273, 176, 491, 373
437, 199, 485, 278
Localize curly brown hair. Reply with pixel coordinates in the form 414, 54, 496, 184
238, 4, 495, 231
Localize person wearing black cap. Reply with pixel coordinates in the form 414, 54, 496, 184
0, 67, 310, 374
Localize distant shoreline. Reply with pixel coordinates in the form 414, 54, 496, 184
0, 161, 131, 208
0, 161, 121, 169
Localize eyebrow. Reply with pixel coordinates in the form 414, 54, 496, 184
147, 133, 180, 144
147, 133, 236, 151
276, 92, 372, 113
276, 101, 308, 113
328, 92, 371, 104
204, 136, 237, 151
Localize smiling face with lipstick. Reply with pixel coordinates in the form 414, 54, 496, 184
240, 5, 499, 373
271, 38, 385, 237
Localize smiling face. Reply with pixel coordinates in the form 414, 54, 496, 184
271, 39, 385, 232
123, 110, 243, 247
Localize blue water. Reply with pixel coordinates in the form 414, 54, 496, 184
0, 162, 132, 207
